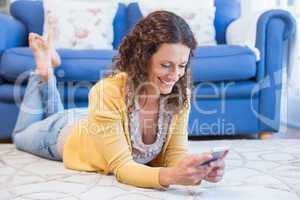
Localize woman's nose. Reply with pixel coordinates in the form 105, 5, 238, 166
168, 66, 181, 80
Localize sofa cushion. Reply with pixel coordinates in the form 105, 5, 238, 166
128, 1, 217, 46
10, 0, 127, 49
192, 80, 259, 99
0, 47, 117, 82
191, 45, 257, 82
10, 0, 44, 35
214, 0, 241, 44
1, 45, 256, 83
43, 0, 119, 50
127, 1, 241, 44
127, 2, 143, 33
113, 3, 128, 49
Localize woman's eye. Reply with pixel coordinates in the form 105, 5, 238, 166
161, 64, 171, 68
179, 65, 186, 68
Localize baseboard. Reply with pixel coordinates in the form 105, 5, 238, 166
0, 139, 12, 144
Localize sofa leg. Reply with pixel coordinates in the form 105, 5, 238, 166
259, 132, 273, 139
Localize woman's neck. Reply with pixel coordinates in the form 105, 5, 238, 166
138, 87, 160, 110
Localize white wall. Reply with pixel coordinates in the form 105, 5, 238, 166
240, 0, 278, 16
0, 0, 9, 14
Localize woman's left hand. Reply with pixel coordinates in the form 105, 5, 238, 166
203, 158, 225, 183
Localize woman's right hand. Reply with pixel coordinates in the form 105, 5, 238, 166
160, 153, 214, 187
172, 153, 214, 185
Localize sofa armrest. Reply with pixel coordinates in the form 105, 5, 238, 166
226, 10, 297, 132
255, 10, 296, 131
0, 13, 27, 55
256, 9, 296, 81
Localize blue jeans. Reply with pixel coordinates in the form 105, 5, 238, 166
12, 72, 88, 161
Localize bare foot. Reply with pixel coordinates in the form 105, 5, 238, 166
47, 28, 61, 68
29, 33, 53, 81
50, 46, 61, 68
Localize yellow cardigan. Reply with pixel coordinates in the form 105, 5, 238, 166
63, 72, 191, 189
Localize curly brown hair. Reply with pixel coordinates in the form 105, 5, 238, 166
108, 10, 197, 114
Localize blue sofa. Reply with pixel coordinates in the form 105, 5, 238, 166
0, 0, 296, 139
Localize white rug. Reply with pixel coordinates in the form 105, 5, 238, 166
0, 139, 300, 200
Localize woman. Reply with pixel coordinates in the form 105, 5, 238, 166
12, 11, 226, 190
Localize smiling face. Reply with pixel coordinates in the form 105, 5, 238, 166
146, 43, 191, 95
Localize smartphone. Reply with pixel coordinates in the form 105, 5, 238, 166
199, 147, 229, 166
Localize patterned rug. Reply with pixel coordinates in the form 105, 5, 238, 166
1, 139, 300, 200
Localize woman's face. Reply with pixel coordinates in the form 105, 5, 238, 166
147, 43, 190, 95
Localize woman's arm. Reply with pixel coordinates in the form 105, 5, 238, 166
158, 91, 217, 186
159, 167, 175, 187
163, 96, 191, 167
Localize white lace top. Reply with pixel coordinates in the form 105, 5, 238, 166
126, 82, 173, 164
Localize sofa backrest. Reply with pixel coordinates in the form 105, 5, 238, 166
214, 0, 241, 44
10, 0, 128, 49
10, 0, 240, 47
10, 0, 44, 36
127, 0, 241, 44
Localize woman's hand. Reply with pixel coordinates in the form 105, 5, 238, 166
203, 159, 225, 183
203, 151, 228, 183
160, 153, 215, 187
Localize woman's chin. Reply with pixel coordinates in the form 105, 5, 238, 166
160, 87, 173, 95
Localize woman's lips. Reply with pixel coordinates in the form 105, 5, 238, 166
158, 77, 175, 86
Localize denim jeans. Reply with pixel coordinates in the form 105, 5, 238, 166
12, 71, 88, 161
